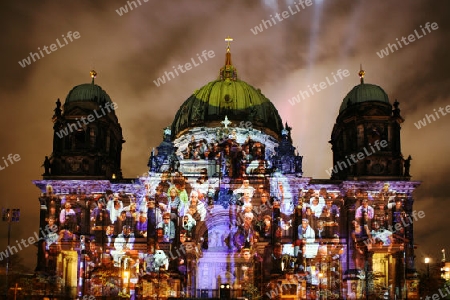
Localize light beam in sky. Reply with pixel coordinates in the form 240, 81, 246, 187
339, 2, 365, 63
307, 0, 325, 70
260, 0, 278, 11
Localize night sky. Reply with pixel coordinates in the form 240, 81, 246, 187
0, 0, 449, 272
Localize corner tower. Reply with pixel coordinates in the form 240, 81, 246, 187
44, 71, 124, 179
329, 68, 408, 180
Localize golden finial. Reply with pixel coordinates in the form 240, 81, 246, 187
358, 64, 365, 84
225, 36, 233, 53
90, 70, 97, 84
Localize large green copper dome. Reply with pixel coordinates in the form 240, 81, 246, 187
339, 83, 390, 113
171, 48, 283, 139
65, 83, 112, 105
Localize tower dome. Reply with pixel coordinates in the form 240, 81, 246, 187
171, 42, 283, 139
339, 68, 390, 113
65, 83, 112, 105
339, 83, 390, 113
64, 70, 113, 107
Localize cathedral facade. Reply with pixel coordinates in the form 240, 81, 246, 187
33, 45, 420, 299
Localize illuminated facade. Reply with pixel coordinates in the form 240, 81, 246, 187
33, 43, 420, 299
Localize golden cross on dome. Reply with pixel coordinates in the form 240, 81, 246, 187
225, 36, 233, 52
90, 69, 97, 84
358, 64, 365, 84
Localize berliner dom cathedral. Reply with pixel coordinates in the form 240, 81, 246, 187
33, 39, 420, 299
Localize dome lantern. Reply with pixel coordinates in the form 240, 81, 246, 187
219, 36, 237, 81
